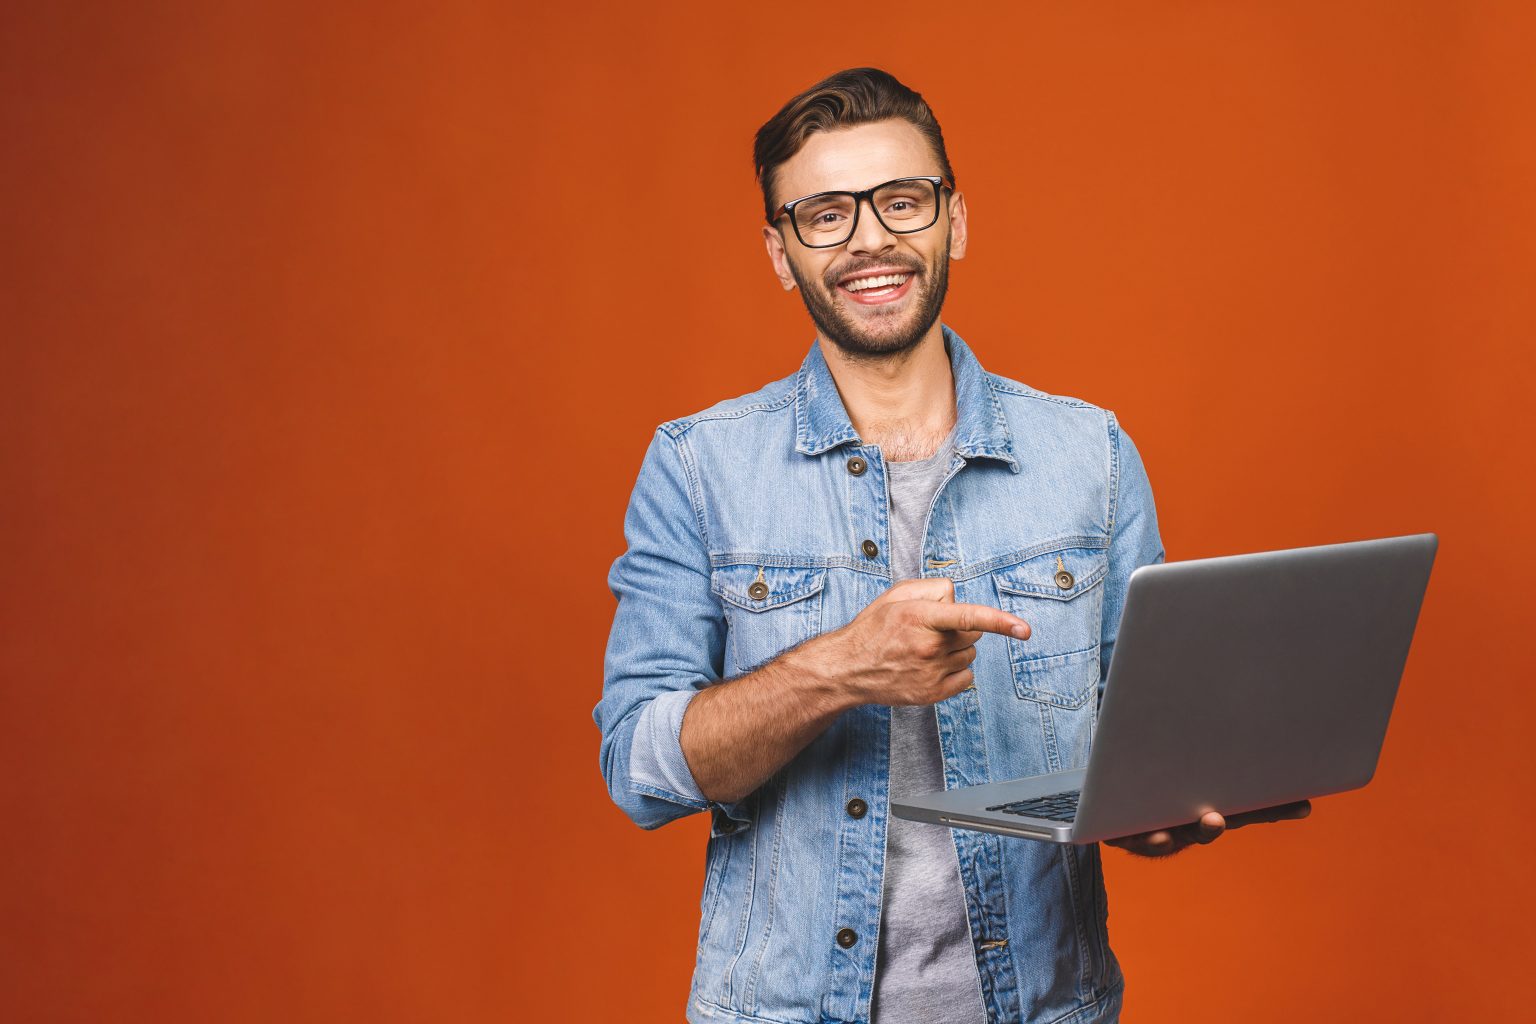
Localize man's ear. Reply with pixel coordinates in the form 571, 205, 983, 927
947, 191, 969, 261
763, 225, 797, 291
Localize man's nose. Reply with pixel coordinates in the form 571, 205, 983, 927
846, 195, 897, 255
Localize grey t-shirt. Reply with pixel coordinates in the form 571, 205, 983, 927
870, 430, 988, 1024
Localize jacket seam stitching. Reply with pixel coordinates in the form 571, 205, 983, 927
663, 387, 797, 439
1061, 845, 1094, 997
629, 779, 707, 810
743, 774, 787, 1011
722, 787, 759, 1001
690, 992, 800, 1024
698, 832, 732, 950
1040, 977, 1123, 1024
985, 372, 1097, 408
1104, 410, 1122, 535
705, 537, 1107, 580
668, 428, 716, 554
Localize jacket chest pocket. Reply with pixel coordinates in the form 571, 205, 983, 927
711, 564, 827, 676
993, 546, 1108, 708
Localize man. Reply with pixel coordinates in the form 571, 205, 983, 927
595, 67, 1306, 1024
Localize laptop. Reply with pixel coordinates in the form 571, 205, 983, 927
891, 533, 1438, 844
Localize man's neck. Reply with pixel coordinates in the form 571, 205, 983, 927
818, 326, 956, 462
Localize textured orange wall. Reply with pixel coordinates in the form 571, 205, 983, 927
2, 2, 1532, 1021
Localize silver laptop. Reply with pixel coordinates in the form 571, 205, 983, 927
892, 533, 1437, 844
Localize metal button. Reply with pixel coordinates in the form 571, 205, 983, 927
836, 927, 858, 949
846, 456, 867, 476
747, 567, 769, 601
861, 539, 879, 559
719, 819, 740, 834
846, 798, 867, 819
1054, 555, 1074, 590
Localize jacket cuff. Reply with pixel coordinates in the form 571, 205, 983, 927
628, 688, 754, 837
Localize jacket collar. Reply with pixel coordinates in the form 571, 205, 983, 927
792, 324, 1020, 471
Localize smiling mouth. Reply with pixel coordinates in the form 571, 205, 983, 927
836, 272, 915, 304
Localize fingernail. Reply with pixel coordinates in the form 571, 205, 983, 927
1011, 624, 1029, 638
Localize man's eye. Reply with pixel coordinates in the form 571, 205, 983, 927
813, 212, 845, 225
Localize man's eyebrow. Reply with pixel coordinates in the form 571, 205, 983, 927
790, 188, 853, 204
791, 177, 933, 203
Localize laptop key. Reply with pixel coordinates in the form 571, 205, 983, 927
986, 790, 1082, 822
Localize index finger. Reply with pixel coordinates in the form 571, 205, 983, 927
919, 602, 1030, 639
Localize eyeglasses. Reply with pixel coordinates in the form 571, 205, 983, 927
770, 175, 954, 249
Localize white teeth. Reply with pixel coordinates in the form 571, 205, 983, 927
843, 273, 909, 293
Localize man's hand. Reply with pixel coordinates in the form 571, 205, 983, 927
805, 576, 1031, 707
1104, 800, 1313, 858
681, 577, 1030, 803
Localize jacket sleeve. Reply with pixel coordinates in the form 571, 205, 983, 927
594, 426, 748, 832
1099, 416, 1166, 701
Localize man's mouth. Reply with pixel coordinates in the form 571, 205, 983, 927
836, 270, 916, 304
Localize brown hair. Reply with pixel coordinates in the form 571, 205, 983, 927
753, 67, 956, 223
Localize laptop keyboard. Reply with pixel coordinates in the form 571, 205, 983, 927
987, 790, 1081, 823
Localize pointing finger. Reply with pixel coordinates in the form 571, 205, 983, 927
922, 602, 1030, 639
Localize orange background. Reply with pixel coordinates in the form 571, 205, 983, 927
3, 2, 1533, 1021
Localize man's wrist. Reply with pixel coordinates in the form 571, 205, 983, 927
778, 629, 864, 715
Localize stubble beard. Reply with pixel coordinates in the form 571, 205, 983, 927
787, 234, 951, 364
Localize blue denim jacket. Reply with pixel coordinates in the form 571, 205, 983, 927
595, 326, 1164, 1024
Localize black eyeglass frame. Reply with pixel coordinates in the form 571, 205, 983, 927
769, 175, 955, 249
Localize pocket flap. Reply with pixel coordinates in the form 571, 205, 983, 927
711, 564, 827, 612
994, 546, 1108, 601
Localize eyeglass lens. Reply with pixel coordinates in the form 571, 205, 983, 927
793, 179, 940, 248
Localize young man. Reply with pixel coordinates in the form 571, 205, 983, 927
595, 68, 1304, 1024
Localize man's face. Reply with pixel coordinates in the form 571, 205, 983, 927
763, 119, 968, 361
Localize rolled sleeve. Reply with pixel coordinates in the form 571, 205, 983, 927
1099, 416, 1166, 700
594, 427, 752, 834
628, 688, 706, 804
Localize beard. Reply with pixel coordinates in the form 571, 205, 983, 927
787, 233, 951, 362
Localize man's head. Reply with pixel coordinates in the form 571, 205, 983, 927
754, 68, 967, 361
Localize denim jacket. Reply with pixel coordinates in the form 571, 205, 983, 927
595, 325, 1164, 1024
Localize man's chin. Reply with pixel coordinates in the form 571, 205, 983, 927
794, 275, 942, 361
821, 321, 929, 360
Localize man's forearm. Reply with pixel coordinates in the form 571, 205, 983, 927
679, 637, 859, 804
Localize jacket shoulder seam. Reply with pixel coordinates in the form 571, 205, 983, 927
985, 372, 1102, 411
660, 383, 796, 440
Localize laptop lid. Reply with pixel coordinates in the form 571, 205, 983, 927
1069, 532, 1438, 842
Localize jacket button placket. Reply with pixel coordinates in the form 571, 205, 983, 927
844, 447, 886, 575
826, 444, 887, 1024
